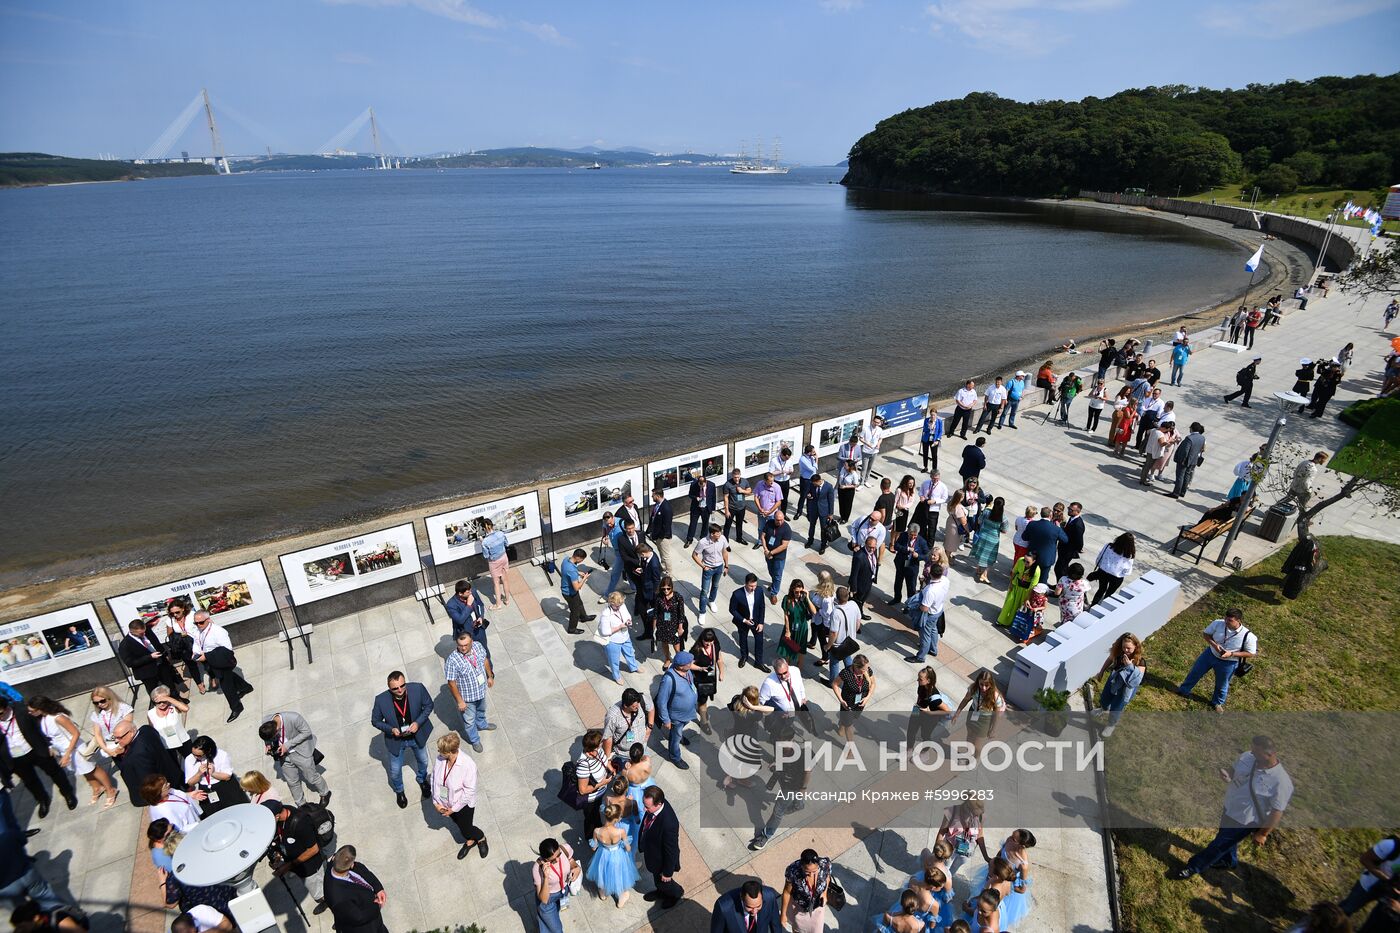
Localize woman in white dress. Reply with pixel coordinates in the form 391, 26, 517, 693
28, 695, 117, 807
183, 735, 235, 793
88, 686, 132, 807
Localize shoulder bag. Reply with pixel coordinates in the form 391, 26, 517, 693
1232, 626, 1255, 678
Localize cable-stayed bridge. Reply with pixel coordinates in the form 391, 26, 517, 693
137, 89, 404, 171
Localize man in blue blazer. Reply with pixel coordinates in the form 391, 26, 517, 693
802, 473, 837, 554
647, 487, 675, 575
684, 471, 718, 547
729, 573, 769, 672
711, 879, 782, 933
369, 671, 434, 809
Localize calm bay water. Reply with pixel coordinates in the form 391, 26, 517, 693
0, 166, 1243, 585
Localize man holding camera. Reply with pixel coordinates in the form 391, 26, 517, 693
263, 799, 326, 911
258, 711, 330, 808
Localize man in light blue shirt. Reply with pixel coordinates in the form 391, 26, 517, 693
600, 512, 625, 602
1001, 372, 1027, 429
1170, 340, 1192, 386
794, 444, 819, 519
560, 548, 594, 634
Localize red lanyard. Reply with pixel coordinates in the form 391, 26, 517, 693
549, 857, 566, 891
276, 720, 285, 748
781, 677, 796, 708
392, 694, 410, 721
437, 755, 456, 789
101, 711, 115, 734
0, 716, 14, 738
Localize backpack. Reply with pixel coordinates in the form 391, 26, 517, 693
294, 801, 336, 849
557, 760, 588, 810
1235, 365, 1253, 387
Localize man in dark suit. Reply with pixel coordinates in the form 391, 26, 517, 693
648, 487, 675, 576
711, 879, 782, 933
729, 573, 769, 672
636, 543, 664, 642
322, 845, 390, 933
1022, 507, 1069, 579
108, 719, 182, 808
369, 671, 434, 809
848, 535, 880, 620
116, 619, 187, 699
0, 697, 76, 817
959, 436, 987, 483
684, 471, 717, 547
802, 473, 836, 554
617, 519, 643, 593
1055, 501, 1086, 583
639, 785, 683, 910
614, 494, 643, 542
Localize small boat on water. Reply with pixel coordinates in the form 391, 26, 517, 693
585, 162, 602, 170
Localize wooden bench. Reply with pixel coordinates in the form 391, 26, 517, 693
1169, 505, 1254, 564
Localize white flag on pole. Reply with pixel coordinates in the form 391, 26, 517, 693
1245, 245, 1264, 273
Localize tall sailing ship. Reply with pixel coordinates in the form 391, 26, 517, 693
730, 138, 789, 175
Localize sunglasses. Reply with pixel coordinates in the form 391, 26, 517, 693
92, 699, 108, 706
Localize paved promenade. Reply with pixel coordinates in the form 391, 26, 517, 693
19, 223, 1397, 932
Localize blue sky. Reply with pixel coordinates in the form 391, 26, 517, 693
2, 0, 1398, 163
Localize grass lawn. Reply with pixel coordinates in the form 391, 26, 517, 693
1332, 398, 1400, 478
1177, 184, 1397, 233
1113, 535, 1400, 933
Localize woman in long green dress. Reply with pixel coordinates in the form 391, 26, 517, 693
967, 497, 1009, 585
778, 579, 816, 666
997, 553, 1041, 626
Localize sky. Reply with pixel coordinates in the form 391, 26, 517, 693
2, 0, 1399, 164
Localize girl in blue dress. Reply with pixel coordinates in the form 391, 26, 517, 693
883, 845, 956, 929
968, 830, 1035, 928
621, 743, 654, 850
875, 889, 939, 932
585, 803, 639, 908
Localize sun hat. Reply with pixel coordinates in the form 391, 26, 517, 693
1032, 583, 1049, 594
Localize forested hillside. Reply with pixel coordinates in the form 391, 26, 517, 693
0, 153, 216, 187
842, 74, 1399, 197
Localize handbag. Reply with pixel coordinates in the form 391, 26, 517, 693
825, 876, 847, 911
567, 871, 584, 897
821, 518, 841, 544
830, 637, 860, 662
75, 738, 99, 761
781, 632, 802, 654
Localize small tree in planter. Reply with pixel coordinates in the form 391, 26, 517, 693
1034, 687, 1072, 737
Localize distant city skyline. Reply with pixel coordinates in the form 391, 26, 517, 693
2, 0, 1398, 164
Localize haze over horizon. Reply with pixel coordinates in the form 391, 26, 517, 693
2, 0, 1399, 164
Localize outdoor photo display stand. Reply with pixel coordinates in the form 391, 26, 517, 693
646, 445, 728, 500
871, 391, 931, 481
277, 522, 424, 660
733, 425, 806, 480
0, 602, 116, 687
421, 491, 545, 623
810, 408, 871, 459
546, 465, 646, 534
105, 560, 302, 671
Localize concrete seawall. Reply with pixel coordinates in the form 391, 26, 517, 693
1080, 190, 1359, 272
0, 201, 1364, 699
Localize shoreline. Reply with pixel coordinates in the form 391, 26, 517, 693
0, 199, 1305, 619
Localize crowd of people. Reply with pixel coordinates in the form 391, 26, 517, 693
2, 284, 1393, 933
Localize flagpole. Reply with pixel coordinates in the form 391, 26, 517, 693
1242, 245, 1264, 309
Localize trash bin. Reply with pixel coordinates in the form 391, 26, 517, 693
1258, 503, 1297, 543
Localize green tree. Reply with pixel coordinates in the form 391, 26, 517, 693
1243, 146, 1274, 172
1253, 163, 1299, 195
1282, 150, 1325, 184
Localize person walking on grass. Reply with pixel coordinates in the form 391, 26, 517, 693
1169, 735, 1291, 880
1177, 608, 1257, 713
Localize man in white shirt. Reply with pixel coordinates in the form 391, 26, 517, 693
1176, 609, 1258, 712
907, 564, 950, 662
757, 658, 807, 713
915, 472, 949, 544
1280, 451, 1328, 512
191, 612, 253, 723
1171, 735, 1292, 878
847, 509, 888, 556
857, 416, 885, 487
975, 377, 1008, 434
949, 380, 978, 439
